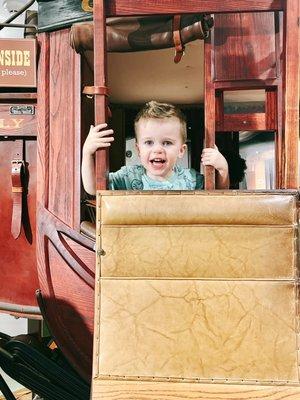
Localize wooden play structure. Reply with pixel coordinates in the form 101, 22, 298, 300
0, 0, 299, 399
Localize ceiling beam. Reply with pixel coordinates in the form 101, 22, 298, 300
105, 0, 284, 16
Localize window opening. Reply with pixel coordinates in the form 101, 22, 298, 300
239, 131, 275, 190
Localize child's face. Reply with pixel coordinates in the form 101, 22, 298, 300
135, 117, 186, 181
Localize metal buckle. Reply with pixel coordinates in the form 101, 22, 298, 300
11, 159, 24, 165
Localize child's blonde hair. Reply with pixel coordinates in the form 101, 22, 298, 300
134, 101, 187, 143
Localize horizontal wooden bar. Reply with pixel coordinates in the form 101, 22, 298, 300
104, 0, 284, 16
216, 112, 270, 131
0, 93, 37, 101
214, 80, 279, 90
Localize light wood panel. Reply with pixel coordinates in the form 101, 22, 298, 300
93, 380, 300, 400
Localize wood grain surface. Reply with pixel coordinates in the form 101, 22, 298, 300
104, 0, 284, 15
92, 380, 300, 400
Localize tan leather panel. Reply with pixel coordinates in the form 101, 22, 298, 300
100, 226, 295, 278
98, 280, 298, 382
99, 193, 296, 226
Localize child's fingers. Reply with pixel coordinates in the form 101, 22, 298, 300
97, 136, 114, 143
91, 128, 114, 138
92, 141, 113, 150
90, 123, 111, 134
93, 123, 108, 130
96, 142, 112, 148
201, 155, 216, 164
98, 129, 114, 137
202, 148, 217, 155
201, 152, 215, 159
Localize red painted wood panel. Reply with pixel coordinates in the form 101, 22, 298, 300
0, 138, 39, 312
37, 29, 96, 380
216, 113, 267, 132
213, 13, 277, 81
42, 240, 94, 380
0, 103, 36, 137
48, 29, 81, 227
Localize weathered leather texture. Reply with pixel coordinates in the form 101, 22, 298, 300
70, 15, 213, 53
93, 191, 299, 391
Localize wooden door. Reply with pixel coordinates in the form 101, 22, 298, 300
36, 30, 95, 381
0, 95, 40, 318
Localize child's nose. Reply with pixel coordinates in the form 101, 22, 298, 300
153, 143, 163, 152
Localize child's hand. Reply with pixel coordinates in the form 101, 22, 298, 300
201, 145, 228, 173
82, 123, 114, 157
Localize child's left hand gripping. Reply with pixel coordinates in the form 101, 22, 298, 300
201, 145, 228, 173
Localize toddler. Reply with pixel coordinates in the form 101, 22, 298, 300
82, 101, 229, 194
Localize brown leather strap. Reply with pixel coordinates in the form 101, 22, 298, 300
173, 15, 185, 63
83, 86, 112, 117
11, 139, 24, 239
83, 85, 109, 96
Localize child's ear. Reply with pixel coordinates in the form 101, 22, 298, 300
178, 143, 187, 159
135, 141, 140, 156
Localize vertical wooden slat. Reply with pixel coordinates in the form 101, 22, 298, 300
266, 89, 277, 131
74, 42, 83, 231
37, 33, 50, 209
215, 91, 224, 131
283, 0, 299, 188
265, 88, 279, 188
94, 0, 108, 190
204, 34, 215, 190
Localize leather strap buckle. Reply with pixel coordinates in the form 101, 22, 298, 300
11, 140, 24, 240
173, 15, 185, 64
12, 187, 24, 193
83, 85, 109, 97
11, 159, 25, 166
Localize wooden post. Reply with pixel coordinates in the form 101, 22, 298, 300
204, 34, 216, 190
94, 0, 108, 190
283, 0, 299, 188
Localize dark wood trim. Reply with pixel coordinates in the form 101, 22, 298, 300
265, 89, 277, 131
0, 93, 37, 101
104, 0, 284, 16
214, 80, 280, 90
0, 133, 36, 138
275, 12, 283, 188
204, 35, 215, 190
216, 113, 268, 132
94, 0, 109, 190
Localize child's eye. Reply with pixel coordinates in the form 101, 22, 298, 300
163, 141, 173, 146
144, 140, 153, 145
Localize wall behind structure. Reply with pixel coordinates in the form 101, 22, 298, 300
0, 0, 37, 38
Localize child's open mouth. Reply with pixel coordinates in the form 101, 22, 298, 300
150, 158, 166, 165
